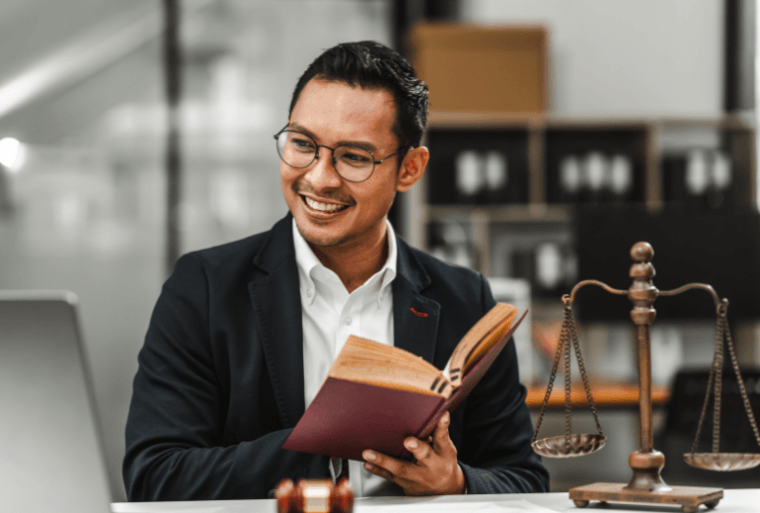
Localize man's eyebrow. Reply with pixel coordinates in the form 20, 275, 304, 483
286, 123, 316, 138
287, 123, 379, 153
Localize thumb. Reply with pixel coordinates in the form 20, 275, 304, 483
433, 411, 453, 453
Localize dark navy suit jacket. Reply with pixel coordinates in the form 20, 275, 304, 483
123, 214, 548, 500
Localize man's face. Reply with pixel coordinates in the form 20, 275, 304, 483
280, 79, 404, 251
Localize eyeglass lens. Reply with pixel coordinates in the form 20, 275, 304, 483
276, 130, 375, 182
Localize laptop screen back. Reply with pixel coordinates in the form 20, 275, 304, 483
0, 290, 111, 512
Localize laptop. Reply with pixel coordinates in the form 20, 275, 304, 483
0, 290, 112, 512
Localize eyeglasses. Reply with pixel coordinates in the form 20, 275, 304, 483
274, 128, 408, 183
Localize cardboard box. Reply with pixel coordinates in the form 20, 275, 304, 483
410, 23, 548, 112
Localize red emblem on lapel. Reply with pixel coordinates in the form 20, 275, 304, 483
410, 307, 428, 318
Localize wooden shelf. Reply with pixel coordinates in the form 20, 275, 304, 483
427, 204, 571, 224
526, 382, 671, 410
427, 111, 756, 131
410, 112, 757, 269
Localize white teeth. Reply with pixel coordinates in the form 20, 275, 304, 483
304, 196, 347, 213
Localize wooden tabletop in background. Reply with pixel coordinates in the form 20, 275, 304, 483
526, 382, 671, 409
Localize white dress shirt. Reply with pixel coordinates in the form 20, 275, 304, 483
293, 218, 397, 497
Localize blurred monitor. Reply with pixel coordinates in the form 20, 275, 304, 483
0, 290, 112, 512
574, 206, 760, 321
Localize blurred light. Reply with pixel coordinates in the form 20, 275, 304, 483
0, 8, 161, 120
0, 137, 26, 171
0, 1, 215, 120
55, 194, 85, 228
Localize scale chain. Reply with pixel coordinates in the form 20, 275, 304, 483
712, 314, 724, 453
531, 316, 568, 444
532, 301, 606, 445
691, 309, 724, 455
564, 305, 573, 438
569, 312, 605, 438
722, 315, 760, 448
690, 303, 760, 455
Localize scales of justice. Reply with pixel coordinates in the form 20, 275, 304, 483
531, 242, 760, 512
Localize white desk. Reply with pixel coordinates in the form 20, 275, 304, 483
113, 489, 759, 513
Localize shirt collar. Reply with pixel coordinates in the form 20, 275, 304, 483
292, 218, 397, 306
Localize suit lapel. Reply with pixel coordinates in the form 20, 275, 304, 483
248, 215, 305, 428
393, 237, 440, 364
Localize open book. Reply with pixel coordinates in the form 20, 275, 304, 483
282, 303, 526, 461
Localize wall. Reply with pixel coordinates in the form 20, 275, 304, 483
461, 0, 723, 116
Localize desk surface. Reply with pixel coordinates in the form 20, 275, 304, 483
112, 488, 758, 513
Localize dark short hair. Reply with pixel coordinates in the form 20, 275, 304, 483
289, 41, 429, 149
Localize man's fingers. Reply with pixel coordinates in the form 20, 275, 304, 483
362, 428, 463, 496
362, 423, 461, 496
363, 460, 395, 481
432, 412, 454, 454
364, 461, 426, 495
404, 437, 432, 461
363, 450, 409, 480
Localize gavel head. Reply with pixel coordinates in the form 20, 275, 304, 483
331, 478, 354, 513
274, 478, 354, 513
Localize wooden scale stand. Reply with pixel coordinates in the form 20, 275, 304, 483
532, 242, 760, 513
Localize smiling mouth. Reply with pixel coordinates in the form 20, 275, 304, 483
302, 195, 349, 214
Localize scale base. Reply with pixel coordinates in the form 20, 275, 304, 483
569, 482, 723, 513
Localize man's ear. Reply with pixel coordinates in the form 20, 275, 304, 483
396, 146, 429, 192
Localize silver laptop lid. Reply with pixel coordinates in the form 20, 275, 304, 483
0, 290, 111, 512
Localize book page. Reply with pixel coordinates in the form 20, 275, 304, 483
447, 303, 518, 388
328, 336, 446, 396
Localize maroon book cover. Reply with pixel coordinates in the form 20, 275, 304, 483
283, 377, 444, 460
282, 310, 527, 460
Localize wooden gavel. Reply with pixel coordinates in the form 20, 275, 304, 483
275, 478, 354, 513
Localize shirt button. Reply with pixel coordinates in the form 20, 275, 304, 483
306, 289, 313, 297
345, 317, 352, 325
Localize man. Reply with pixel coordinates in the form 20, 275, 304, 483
124, 41, 548, 500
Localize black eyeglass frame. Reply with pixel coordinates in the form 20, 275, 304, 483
273, 127, 411, 183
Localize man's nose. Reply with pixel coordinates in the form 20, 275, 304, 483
304, 148, 342, 189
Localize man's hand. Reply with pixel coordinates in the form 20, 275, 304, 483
362, 412, 466, 496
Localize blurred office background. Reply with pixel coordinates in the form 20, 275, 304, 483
1, 0, 759, 500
